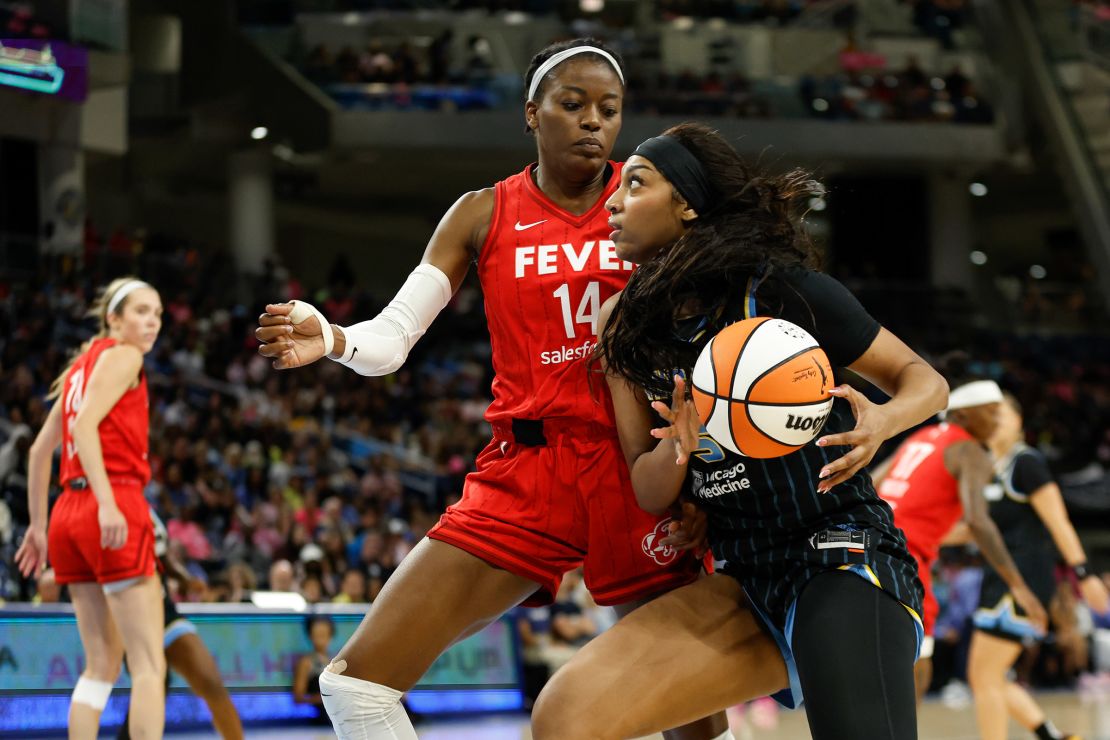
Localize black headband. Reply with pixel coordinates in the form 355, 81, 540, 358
631, 135, 713, 213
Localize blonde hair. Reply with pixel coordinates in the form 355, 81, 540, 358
47, 276, 154, 399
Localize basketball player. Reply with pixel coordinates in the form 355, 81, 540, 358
255, 40, 736, 740
872, 371, 1048, 701
532, 122, 946, 740
117, 507, 244, 740
965, 393, 1107, 740
15, 277, 166, 740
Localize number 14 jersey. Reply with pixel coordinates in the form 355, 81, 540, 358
477, 162, 630, 426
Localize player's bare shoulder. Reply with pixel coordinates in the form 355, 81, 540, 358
598, 291, 623, 334
449, 187, 496, 257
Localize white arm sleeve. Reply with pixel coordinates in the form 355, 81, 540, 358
331, 263, 453, 376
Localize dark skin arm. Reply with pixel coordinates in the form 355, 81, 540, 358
945, 440, 1048, 629
160, 553, 204, 596
256, 188, 494, 367
816, 329, 949, 492
599, 293, 691, 515
292, 655, 322, 705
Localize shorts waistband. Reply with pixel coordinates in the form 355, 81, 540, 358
491, 417, 616, 447
65, 476, 146, 491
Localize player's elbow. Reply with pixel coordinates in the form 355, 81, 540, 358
932, 372, 950, 413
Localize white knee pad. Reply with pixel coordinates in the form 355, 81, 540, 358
72, 676, 114, 710
319, 661, 417, 740
919, 635, 935, 660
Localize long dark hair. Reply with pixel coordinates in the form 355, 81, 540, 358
598, 123, 823, 398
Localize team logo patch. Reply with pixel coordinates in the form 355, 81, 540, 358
642, 518, 678, 566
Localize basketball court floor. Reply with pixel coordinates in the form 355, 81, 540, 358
168, 691, 1110, 739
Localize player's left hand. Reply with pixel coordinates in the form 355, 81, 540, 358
660, 501, 709, 559
813, 384, 892, 494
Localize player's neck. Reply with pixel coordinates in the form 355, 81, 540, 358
532, 161, 608, 215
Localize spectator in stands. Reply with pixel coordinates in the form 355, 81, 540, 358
334, 568, 367, 604
293, 615, 337, 723
269, 559, 296, 592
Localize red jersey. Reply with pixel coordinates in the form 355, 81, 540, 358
60, 337, 151, 485
877, 422, 973, 564
477, 162, 630, 425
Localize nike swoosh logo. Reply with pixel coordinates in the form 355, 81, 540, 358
514, 219, 547, 231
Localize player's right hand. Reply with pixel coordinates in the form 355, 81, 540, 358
98, 504, 128, 550
1011, 583, 1049, 633
650, 374, 701, 465
14, 526, 47, 578
256, 302, 327, 369
1079, 574, 1110, 616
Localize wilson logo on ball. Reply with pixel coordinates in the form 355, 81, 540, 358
691, 317, 834, 459
785, 412, 829, 434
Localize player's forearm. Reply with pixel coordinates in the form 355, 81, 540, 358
874, 361, 949, 437
1033, 488, 1088, 566
630, 441, 688, 515
71, 423, 118, 510
26, 440, 54, 530
968, 517, 1025, 588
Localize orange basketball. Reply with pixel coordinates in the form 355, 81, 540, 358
690, 317, 835, 458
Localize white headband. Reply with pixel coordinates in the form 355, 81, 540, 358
947, 380, 1004, 411
107, 280, 152, 315
527, 46, 625, 102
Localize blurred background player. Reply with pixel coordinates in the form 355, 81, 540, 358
117, 507, 244, 740
15, 278, 167, 740
966, 393, 1109, 740
875, 370, 1048, 700
255, 39, 728, 740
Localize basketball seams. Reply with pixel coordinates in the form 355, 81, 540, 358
689, 387, 832, 408
727, 316, 771, 399
726, 317, 770, 457
693, 316, 832, 460
745, 344, 823, 401
749, 399, 834, 447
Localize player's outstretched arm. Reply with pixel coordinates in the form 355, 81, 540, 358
1030, 480, 1110, 614
15, 399, 63, 578
257, 188, 493, 372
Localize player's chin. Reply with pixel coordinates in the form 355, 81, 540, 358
613, 237, 644, 265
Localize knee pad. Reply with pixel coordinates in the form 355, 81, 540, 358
318, 660, 417, 740
72, 676, 114, 710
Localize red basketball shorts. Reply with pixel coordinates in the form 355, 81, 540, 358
49, 482, 156, 586
429, 420, 704, 607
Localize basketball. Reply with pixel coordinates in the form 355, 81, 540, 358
690, 317, 835, 458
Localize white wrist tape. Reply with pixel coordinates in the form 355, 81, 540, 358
72, 676, 114, 710
287, 299, 335, 356
332, 263, 453, 377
